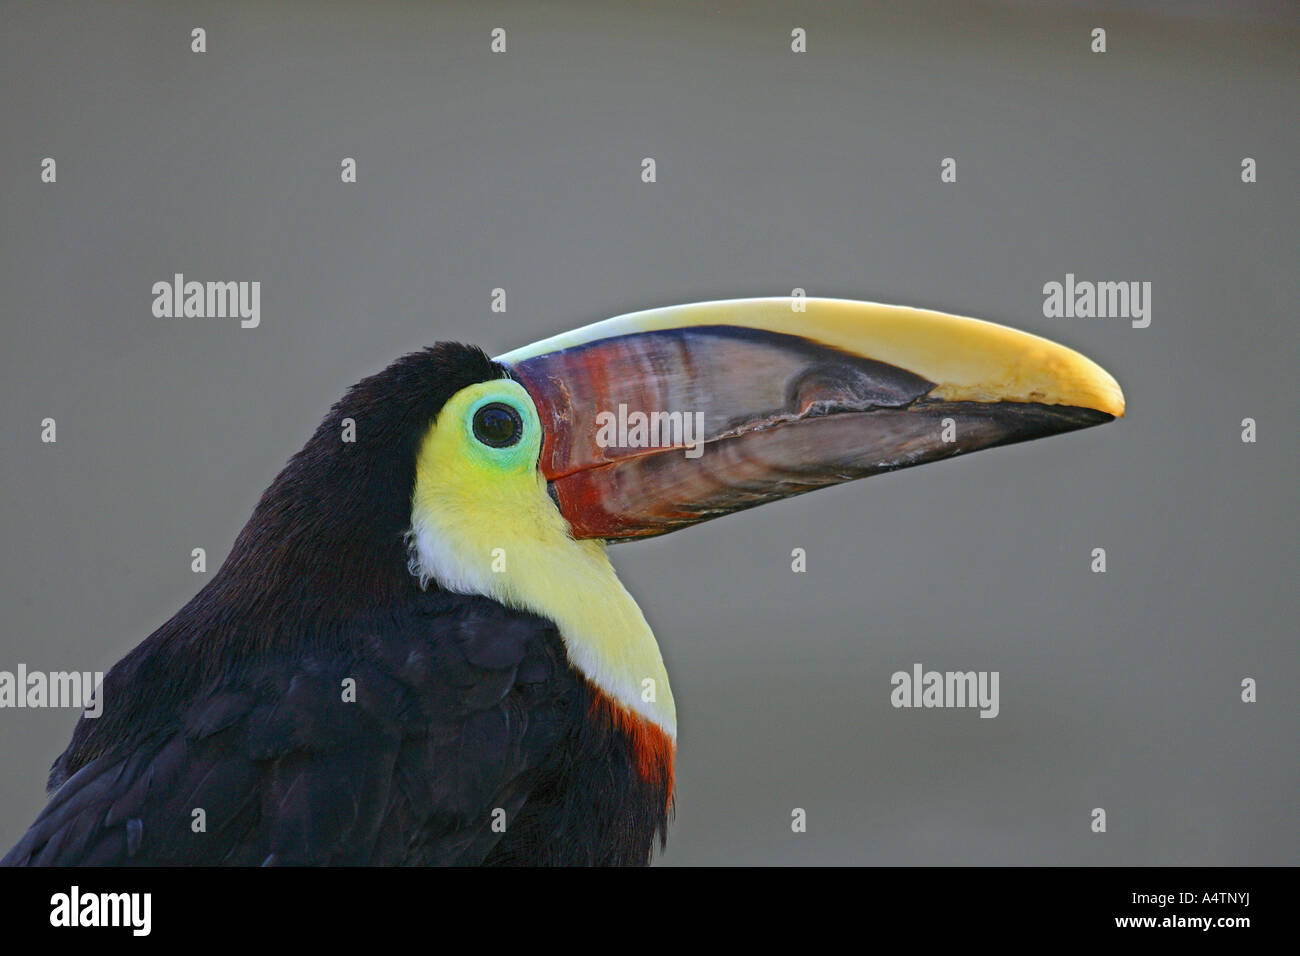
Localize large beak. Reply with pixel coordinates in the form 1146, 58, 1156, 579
496, 298, 1124, 541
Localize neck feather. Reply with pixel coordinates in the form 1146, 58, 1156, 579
408, 499, 677, 738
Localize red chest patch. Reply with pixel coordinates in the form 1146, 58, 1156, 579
588, 687, 676, 808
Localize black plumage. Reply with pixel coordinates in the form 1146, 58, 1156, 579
2, 345, 671, 866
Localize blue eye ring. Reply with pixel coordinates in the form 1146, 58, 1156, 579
472, 401, 524, 448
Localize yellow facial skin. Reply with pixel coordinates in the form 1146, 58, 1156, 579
408, 379, 677, 737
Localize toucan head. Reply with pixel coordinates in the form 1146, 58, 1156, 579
230, 298, 1124, 736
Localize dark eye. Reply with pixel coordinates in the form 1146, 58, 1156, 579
472, 402, 523, 448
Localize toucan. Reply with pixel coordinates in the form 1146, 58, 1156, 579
3, 298, 1123, 866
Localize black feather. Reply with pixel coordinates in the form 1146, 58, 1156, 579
2, 345, 670, 867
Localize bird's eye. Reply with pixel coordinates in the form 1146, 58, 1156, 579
472, 402, 524, 448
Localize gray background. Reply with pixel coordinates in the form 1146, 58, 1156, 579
1, 1, 1296, 865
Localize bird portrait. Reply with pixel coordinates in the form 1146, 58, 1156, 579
2, 297, 1123, 867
